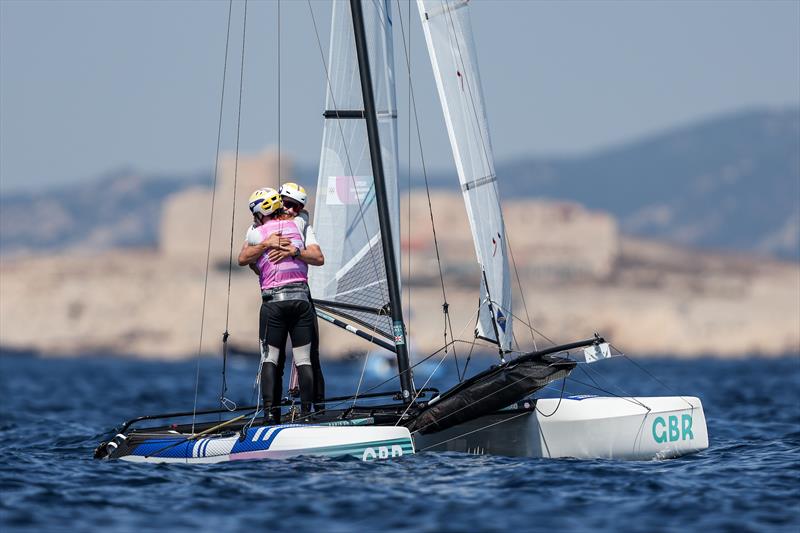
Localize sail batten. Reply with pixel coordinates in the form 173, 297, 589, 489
418, 0, 513, 352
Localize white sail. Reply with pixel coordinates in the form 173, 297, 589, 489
309, 0, 401, 340
417, 0, 513, 351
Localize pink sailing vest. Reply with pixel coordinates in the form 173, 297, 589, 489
253, 218, 308, 291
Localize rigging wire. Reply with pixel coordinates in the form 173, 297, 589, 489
507, 234, 537, 349
220, 0, 250, 412
192, 0, 235, 433
461, 335, 478, 378
568, 373, 652, 411
614, 345, 694, 409
394, 345, 452, 426
277, 0, 281, 187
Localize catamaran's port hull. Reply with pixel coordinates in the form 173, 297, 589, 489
112, 425, 415, 464
415, 396, 709, 460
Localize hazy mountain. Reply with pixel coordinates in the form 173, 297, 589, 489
510, 108, 800, 259
0, 170, 207, 255
1, 107, 798, 259
420, 107, 799, 259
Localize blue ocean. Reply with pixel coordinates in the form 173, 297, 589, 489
1, 352, 798, 532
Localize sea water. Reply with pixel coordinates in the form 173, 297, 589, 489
0, 353, 798, 532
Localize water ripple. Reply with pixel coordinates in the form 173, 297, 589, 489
1, 354, 798, 532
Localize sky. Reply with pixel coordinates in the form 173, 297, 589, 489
1, 0, 798, 193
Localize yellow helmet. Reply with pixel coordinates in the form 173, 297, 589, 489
278, 182, 307, 206
248, 188, 282, 217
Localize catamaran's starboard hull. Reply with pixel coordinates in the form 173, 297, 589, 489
415, 396, 708, 460
110, 425, 414, 464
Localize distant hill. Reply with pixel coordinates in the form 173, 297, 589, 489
519, 108, 800, 259
1, 107, 798, 259
0, 170, 207, 255
422, 107, 800, 260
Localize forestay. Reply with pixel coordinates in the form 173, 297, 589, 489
309, 0, 401, 341
417, 0, 513, 351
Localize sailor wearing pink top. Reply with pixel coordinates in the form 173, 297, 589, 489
237, 188, 325, 422
251, 217, 308, 291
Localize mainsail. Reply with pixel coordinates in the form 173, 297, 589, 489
309, 0, 401, 341
417, 0, 513, 351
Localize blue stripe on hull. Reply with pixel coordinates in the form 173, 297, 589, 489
131, 431, 414, 462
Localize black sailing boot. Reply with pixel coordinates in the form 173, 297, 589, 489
297, 364, 316, 421
260, 363, 278, 425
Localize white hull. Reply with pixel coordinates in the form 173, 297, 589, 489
119, 425, 415, 464
416, 396, 709, 460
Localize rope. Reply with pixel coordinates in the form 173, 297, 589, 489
535, 377, 567, 417
192, 0, 235, 433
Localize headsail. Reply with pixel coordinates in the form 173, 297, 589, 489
417, 0, 513, 351
309, 0, 401, 342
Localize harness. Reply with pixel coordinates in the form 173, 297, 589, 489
261, 282, 311, 303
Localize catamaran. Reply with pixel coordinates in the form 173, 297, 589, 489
95, 0, 708, 464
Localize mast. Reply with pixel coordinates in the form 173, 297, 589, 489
349, 0, 416, 402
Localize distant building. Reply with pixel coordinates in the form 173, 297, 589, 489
160, 149, 293, 264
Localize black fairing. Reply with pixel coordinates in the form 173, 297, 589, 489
406, 353, 576, 434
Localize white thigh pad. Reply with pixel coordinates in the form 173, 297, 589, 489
293, 344, 312, 366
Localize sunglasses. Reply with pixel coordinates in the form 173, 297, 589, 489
283, 199, 303, 210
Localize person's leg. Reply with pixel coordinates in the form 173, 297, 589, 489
287, 301, 316, 416
272, 345, 286, 422
262, 301, 289, 423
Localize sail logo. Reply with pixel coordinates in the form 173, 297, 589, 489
393, 321, 406, 345
491, 232, 502, 257
652, 415, 694, 443
326, 176, 373, 205
362, 445, 405, 461
496, 310, 507, 332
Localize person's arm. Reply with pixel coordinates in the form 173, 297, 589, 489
299, 244, 324, 266
267, 243, 324, 266
301, 224, 323, 265
237, 232, 290, 266
238, 241, 268, 266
